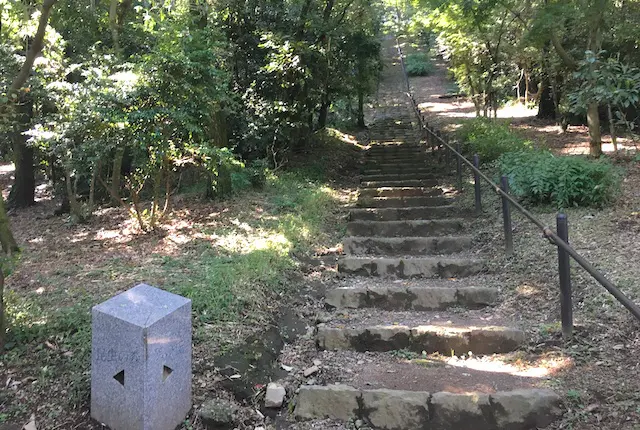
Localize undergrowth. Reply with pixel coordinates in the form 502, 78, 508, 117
499, 150, 622, 208
405, 53, 435, 76
1, 130, 356, 422
457, 117, 533, 162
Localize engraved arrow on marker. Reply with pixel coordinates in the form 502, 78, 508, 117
113, 370, 125, 386
163, 365, 173, 382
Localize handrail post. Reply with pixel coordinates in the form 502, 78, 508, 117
456, 141, 462, 190
445, 136, 451, 170
557, 213, 573, 340
500, 176, 514, 256
473, 154, 481, 215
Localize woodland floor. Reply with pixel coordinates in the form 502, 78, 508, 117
406, 38, 640, 430
2, 41, 640, 430
0, 130, 364, 429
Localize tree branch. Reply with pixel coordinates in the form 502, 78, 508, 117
550, 31, 577, 69
9, 0, 57, 97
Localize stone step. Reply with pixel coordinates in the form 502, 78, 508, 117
362, 163, 434, 171
294, 385, 560, 430
364, 156, 430, 162
326, 283, 496, 310
368, 143, 421, 149
343, 236, 472, 256
349, 206, 457, 221
365, 153, 428, 159
346, 219, 463, 237
357, 195, 454, 208
337, 256, 484, 278
367, 145, 421, 151
316, 314, 524, 354
363, 167, 437, 175
361, 173, 439, 182
360, 179, 440, 188
358, 187, 443, 198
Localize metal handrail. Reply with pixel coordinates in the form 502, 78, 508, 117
394, 36, 640, 323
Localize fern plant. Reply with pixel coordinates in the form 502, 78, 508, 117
499, 150, 621, 208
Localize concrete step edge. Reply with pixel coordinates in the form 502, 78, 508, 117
325, 285, 498, 310
316, 323, 524, 355
343, 236, 473, 256
337, 256, 485, 279
294, 385, 561, 430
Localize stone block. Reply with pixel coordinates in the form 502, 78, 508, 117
91, 284, 192, 430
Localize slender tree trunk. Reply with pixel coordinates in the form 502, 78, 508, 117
0, 197, 19, 255
318, 94, 330, 130
88, 160, 100, 214
8, 98, 35, 208
0, 268, 5, 351
607, 104, 617, 153
109, 0, 122, 55
65, 167, 84, 223
524, 69, 530, 106
587, 103, 603, 157
111, 146, 124, 204
357, 90, 365, 128
8, 0, 57, 97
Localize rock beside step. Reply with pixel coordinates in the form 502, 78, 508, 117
325, 285, 497, 310
343, 236, 472, 256
349, 206, 458, 221
337, 257, 484, 278
294, 385, 561, 430
346, 219, 463, 237
316, 323, 524, 354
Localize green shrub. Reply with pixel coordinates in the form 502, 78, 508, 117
457, 118, 533, 162
499, 150, 621, 208
405, 53, 434, 76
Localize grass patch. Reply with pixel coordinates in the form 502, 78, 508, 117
405, 53, 435, 77
456, 117, 534, 162
1, 130, 358, 425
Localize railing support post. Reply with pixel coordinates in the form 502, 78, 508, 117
473, 154, 481, 215
557, 213, 573, 340
445, 136, 451, 170
500, 176, 514, 256
456, 141, 462, 190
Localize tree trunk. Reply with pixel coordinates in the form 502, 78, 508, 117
357, 90, 365, 128
8, 0, 57, 97
65, 167, 84, 223
8, 97, 35, 208
537, 82, 556, 120
111, 146, 124, 204
0, 267, 5, 351
318, 96, 330, 130
607, 103, 617, 153
524, 70, 530, 106
0, 196, 19, 255
88, 160, 100, 214
587, 102, 602, 157
109, 0, 122, 55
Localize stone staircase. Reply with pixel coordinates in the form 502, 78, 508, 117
291, 37, 561, 430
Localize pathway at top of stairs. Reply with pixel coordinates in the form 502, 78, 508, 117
291, 36, 561, 430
